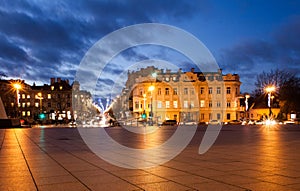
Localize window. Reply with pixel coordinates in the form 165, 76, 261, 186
59, 86, 63, 90
165, 88, 170, 95
27, 95, 30, 99
209, 101, 212, 108
217, 101, 221, 107
35, 102, 39, 107
173, 76, 177, 81
67, 103, 71, 107
158, 88, 161, 95
227, 102, 231, 108
139, 89, 143, 96
201, 113, 204, 120
217, 113, 221, 120
191, 101, 194, 108
208, 76, 214, 81
227, 113, 231, 120
200, 87, 204, 94
22, 103, 25, 108
200, 100, 205, 107
226, 87, 231, 94
22, 111, 26, 116
22, 94, 25, 99
217, 87, 221, 94
184, 88, 188, 95
48, 102, 51, 107
173, 88, 178, 95
209, 113, 212, 120
27, 111, 30, 116
135, 101, 139, 109
166, 101, 170, 108
173, 101, 178, 108
51, 86, 54, 90
157, 101, 162, 108
190, 89, 194, 95
27, 102, 30, 107
165, 77, 169, 81
48, 94, 51, 99
184, 101, 188, 108
208, 87, 213, 94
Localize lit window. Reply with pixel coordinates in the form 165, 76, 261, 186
27, 102, 30, 107
59, 86, 63, 90
35, 102, 39, 107
27, 95, 30, 99
173, 76, 177, 81
166, 101, 170, 108
22, 111, 26, 116
157, 101, 162, 108
22, 94, 25, 99
22, 103, 25, 108
165, 77, 169, 81
51, 86, 54, 90
200, 100, 205, 107
173, 101, 178, 108
48, 94, 51, 99
184, 100, 188, 108
27, 111, 30, 116
11, 103, 14, 107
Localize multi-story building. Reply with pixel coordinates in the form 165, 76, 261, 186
0, 78, 92, 123
114, 66, 243, 123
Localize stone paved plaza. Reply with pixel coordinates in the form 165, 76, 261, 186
1, 125, 300, 191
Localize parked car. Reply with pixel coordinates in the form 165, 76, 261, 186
228, 120, 242, 125
207, 120, 221, 125
162, 120, 178, 126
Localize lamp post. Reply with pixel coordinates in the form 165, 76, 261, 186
245, 94, 250, 119
265, 85, 275, 118
148, 85, 155, 125
36, 92, 43, 113
13, 83, 21, 118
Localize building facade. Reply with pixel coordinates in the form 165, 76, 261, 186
113, 66, 243, 123
0, 78, 92, 123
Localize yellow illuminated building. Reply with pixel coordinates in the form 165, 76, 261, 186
115, 66, 243, 124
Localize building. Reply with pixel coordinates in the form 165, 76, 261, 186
0, 78, 92, 123
113, 66, 243, 124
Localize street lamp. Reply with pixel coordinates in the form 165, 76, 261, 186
265, 85, 275, 118
148, 85, 155, 125
12, 83, 22, 118
36, 92, 43, 113
245, 94, 250, 119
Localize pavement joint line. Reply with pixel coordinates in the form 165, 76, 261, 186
19, 130, 93, 191
14, 129, 39, 191
22, 130, 146, 191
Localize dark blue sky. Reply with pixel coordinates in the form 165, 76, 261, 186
0, 0, 300, 96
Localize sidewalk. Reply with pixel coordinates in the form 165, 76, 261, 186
1, 125, 300, 191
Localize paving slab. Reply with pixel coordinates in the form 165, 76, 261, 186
0, 125, 300, 190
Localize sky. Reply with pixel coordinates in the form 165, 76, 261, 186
0, 0, 300, 98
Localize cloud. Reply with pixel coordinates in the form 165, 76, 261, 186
0, 0, 203, 90
218, 16, 300, 92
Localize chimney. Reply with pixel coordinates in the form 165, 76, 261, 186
57, 78, 61, 83
66, 79, 69, 84
178, 68, 182, 74
191, 68, 195, 73
50, 78, 55, 84
218, 68, 223, 74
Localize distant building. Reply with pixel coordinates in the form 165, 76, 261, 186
113, 66, 244, 123
0, 78, 92, 123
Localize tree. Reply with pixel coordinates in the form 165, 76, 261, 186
253, 69, 300, 118
0, 72, 7, 79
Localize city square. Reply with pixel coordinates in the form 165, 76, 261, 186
1, 124, 300, 191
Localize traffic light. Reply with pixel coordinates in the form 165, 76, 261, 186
141, 113, 147, 119
38, 113, 46, 120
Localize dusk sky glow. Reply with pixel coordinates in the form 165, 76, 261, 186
1, 0, 300, 97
